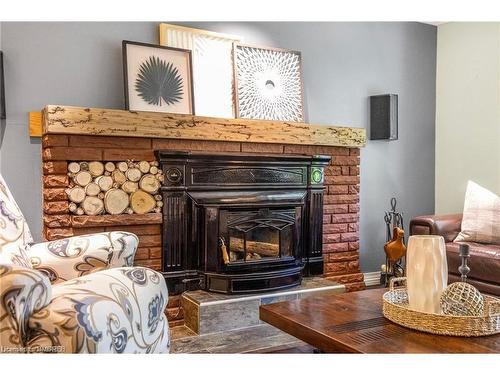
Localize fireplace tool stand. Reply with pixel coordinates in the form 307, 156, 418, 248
381, 197, 406, 286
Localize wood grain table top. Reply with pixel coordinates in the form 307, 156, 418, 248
259, 288, 500, 353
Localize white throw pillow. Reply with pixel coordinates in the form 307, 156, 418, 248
455, 181, 500, 245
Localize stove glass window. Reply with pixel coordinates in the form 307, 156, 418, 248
225, 209, 294, 263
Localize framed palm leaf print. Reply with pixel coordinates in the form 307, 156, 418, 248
123, 40, 194, 115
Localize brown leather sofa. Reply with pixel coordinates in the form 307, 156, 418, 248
410, 214, 500, 296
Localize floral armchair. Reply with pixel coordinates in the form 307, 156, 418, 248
0, 174, 170, 353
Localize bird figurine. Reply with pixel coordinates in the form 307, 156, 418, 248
384, 227, 406, 277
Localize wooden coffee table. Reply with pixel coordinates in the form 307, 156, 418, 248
259, 288, 500, 353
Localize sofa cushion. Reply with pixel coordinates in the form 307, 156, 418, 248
446, 242, 500, 285
0, 174, 33, 268
455, 181, 500, 245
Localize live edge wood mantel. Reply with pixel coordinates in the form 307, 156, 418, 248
31, 105, 366, 147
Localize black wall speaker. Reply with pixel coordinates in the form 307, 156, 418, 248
370, 94, 398, 140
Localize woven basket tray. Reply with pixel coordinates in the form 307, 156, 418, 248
382, 277, 500, 337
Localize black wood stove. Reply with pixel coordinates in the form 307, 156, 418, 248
156, 151, 330, 295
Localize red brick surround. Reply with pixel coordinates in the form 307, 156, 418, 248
41, 134, 363, 327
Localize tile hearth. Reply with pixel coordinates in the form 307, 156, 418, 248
171, 277, 344, 353
180, 277, 345, 335
171, 324, 310, 354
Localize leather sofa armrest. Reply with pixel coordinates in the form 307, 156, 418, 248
409, 214, 463, 242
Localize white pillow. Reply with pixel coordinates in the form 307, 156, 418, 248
455, 181, 500, 245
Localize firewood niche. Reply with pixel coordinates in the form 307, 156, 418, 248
66, 160, 163, 216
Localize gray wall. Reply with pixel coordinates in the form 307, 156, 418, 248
0, 22, 437, 273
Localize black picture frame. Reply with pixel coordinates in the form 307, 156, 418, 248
0, 51, 5, 120
122, 40, 195, 115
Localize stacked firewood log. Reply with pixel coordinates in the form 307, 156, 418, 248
65, 160, 164, 215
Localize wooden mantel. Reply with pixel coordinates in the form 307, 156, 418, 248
30, 105, 366, 148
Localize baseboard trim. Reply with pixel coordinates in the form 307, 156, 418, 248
363, 271, 381, 287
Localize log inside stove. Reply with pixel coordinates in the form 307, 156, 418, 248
229, 237, 280, 261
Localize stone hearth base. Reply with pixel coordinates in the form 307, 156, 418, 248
182, 277, 345, 335
171, 324, 312, 354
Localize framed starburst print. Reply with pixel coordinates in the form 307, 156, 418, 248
234, 43, 304, 122
123, 41, 194, 114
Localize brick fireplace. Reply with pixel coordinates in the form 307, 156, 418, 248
39, 105, 365, 327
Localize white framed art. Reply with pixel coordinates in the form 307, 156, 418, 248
159, 23, 241, 118
233, 43, 304, 122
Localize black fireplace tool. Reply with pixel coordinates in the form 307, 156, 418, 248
381, 197, 405, 286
